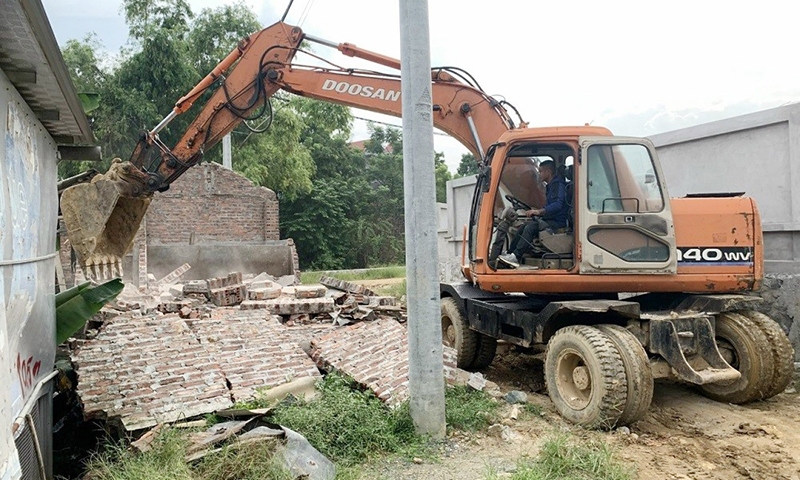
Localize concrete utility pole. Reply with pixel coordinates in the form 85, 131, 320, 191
222, 133, 232, 169
399, 0, 446, 438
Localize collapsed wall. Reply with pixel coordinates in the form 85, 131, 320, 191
144, 162, 297, 281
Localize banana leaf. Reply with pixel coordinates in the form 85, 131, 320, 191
55, 278, 124, 345
77, 93, 101, 114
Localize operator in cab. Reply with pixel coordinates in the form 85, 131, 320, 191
498, 160, 569, 268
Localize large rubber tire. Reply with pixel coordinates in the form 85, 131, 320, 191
739, 310, 794, 399
544, 325, 628, 429
597, 324, 654, 425
441, 297, 478, 369
472, 334, 498, 369
699, 312, 774, 404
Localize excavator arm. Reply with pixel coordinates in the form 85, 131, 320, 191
61, 20, 523, 279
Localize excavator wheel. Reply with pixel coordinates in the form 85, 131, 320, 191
597, 325, 653, 425
738, 310, 794, 399
699, 312, 774, 404
441, 297, 478, 369
544, 325, 627, 429
472, 334, 498, 369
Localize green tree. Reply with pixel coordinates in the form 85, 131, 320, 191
435, 152, 452, 203
123, 0, 193, 40
59, 36, 108, 178
456, 153, 478, 177
188, 2, 261, 75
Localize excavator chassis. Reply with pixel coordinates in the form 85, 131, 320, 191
440, 282, 793, 428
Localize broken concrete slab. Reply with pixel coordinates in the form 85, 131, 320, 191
183, 280, 209, 296
73, 314, 232, 431
248, 285, 282, 300
294, 285, 327, 299
310, 318, 460, 406
157, 263, 192, 286
319, 275, 376, 296
261, 296, 335, 316
240, 300, 272, 310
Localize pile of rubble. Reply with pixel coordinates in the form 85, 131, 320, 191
69, 266, 470, 434
119, 267, 405, 326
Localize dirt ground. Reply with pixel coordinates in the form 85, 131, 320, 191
373, 348, 800, 480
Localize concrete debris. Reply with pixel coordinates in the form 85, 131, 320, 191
467, 372, 487, 391
294, 284, 327, 299
319, 275, 377, 296
156, 263, 192, 286
276, 274, 298, 287
504, 390, 528, 404
487, 424, 519, 443
208, 272, 248, 306
72, 273, 417, 431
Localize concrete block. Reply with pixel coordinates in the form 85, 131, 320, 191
319, 275, 376, 296
209, 284, 247, 306
240, 301, 272, 311
183, 280, 209, 296
276, 275, 297, 287
263, 296, 335, 315
294, 285, 327, 299
248, 286, 282, 300
367, 296, 397, 307
157, 263, 191, 286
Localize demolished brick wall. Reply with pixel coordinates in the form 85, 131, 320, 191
146, 162, 279, 245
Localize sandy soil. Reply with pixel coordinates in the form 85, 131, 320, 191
371, 348, 800, 480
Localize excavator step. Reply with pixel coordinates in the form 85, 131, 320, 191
646, 313, 741, 385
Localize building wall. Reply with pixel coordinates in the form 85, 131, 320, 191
146, 162, 280, 245
648, 104, 800, 274
139, 162, 297, 282
0, 70, 59, 478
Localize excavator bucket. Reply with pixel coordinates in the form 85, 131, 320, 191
61, 175, 151, 281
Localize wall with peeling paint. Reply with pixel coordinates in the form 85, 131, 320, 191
0, 69, 58, 479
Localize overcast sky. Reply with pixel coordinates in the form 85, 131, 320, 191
41, 0, 800, 171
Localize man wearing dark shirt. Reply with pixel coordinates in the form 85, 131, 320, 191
498, 160, 569, 267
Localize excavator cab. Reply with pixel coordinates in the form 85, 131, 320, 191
485, 141, 579, 270
468, 131, 677, 285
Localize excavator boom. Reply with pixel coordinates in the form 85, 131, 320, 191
60, 20, 522, 279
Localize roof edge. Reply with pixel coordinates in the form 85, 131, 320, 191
20, 0, 94, 144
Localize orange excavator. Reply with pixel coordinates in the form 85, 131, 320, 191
60, 20, 793, 428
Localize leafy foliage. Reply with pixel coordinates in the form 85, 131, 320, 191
456, 152, 479, 177
55, 279, 124, 345
59, 4, 455, 270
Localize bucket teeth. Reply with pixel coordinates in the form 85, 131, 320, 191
81, 255, 123, 282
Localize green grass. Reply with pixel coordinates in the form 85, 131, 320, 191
444, 385, 500, 432
269, 373, 424, 465
86, 428, 292, 480
84, 374, 503, 479
300, 266, 406, 285
85, 429, 194, 480
374, 279, 406, 299
485, 432, 633, 480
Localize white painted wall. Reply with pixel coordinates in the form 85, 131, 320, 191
649, 104, 800, 273
0, 69, 59, 480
